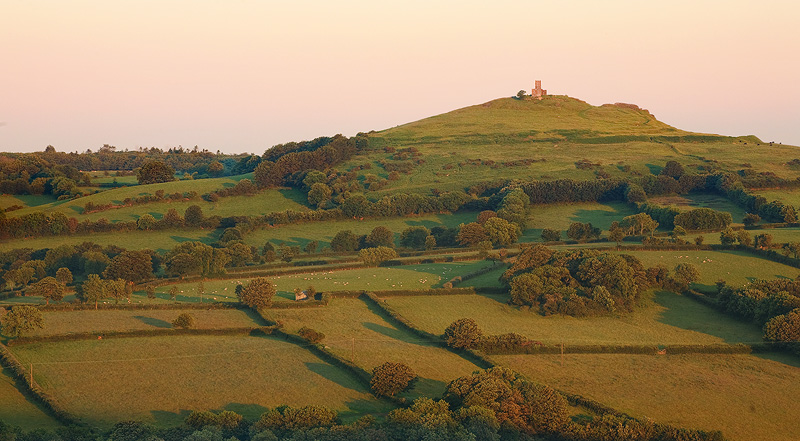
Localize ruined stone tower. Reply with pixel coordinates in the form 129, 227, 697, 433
532, 80, 547, 100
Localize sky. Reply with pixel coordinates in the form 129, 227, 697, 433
1, 0, 799, 154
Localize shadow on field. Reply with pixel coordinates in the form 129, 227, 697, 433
278, 188, 310, 207
402, 376, 447, 400
753, 352, 800, 368
223, 403, 269, 420
133, 316, 171, 328
362, 322, 414, 343
305, 362, 365, 392
653, 291, 763, 344
151, 409, 192, 427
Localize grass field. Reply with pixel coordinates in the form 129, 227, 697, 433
521, 202, 641, 241
0, 228, 220, 254
753, 188, 800, 207
244, 212, 476, 249
384, 291, 764, 345
158, 261, 494, 302
647, 193, 748, 224
10, 335, 394, 428
0, 194, 58, 210
622, 249, 799, 287
494, 353, 800, 441
0, 367, 61, 431
27, 309, 262, 337
264, 297, 481, 399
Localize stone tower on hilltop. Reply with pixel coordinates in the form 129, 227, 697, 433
532, 80, 547, 100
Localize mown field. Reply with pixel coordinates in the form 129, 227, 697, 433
494, 353, 800, 441
263, 297, 481, 399
384, 291, 764, 345
0, 367, 61, 431
647, 193, 748, 224
10, 335, 394, 428
622, 250, 799, 287
27, 309, 262, 336
150, 261, 495, 303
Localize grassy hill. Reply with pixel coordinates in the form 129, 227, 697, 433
339, 95, 798, 194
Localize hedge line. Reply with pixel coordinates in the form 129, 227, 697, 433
479, 342, 754, 355
362, 293, 441, 342
37, 301, 241, 312
7, 326, 278, 346
0, 341, 82, 426
449, 263, 505, 287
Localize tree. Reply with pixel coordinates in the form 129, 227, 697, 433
105, 278, 131, 304
1, 305, 44, 337
169, 285, 179, 300
566, 222, 601, 241
457, 223, 488, 247
146, 285, 156, 299
608, 223, 625, 247
783, 242, 800, 259
137, 213, 156, 230
754, 233, 774, 250
303, 240, 319, 254
103, 251, 153, 282
540, 229, 561, 242
736, 229, 752, 247
620, 213, 659, 236
763, 308, 800, 342
366, 226, 394, 248
673, 263, 699, 288
743, 213, 761, 226
207, 160, 224, 177
172, 313, 196, 329
444, 318, 483, 349
80, 274, 106, 308
720, 228, 737, 246
477, 210, 497, 224
238, 277, 275, 309
136, 161, 175, 184
307, 183, 332, 208
227, 242, 253, 267
278, 245, 295, 263
371, 362, 416, 397
400, 226, 431, 250
26, 276, 64, 304
184, 205, 204, 227
330, 230, 360, 252
55, 267, 73, 286
358, 247, 398, 266
660, 160, 685, 179
482, 217, 521, 246
516, 90, 527, 99
298, 326, 325, 344
424, 235, 436, 250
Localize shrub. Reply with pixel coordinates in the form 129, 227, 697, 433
763, 308, 800, 342
237, 277, 276, 309
370, 362, 416, 397
444, 318, 483, 349
298, 326, 325, 344
172, 313, 196, 329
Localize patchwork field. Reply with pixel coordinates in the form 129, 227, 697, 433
494, 353, 800, 441
647, 193, 749, 224
383, 291, 764, 345
521, 201, 641, 241
10, 335, 394, 428
151, 261, 494, 303
623, 250, 799, 287
0, 228, 221, 254
27, 309, 262, 337
0, 368, 61, 431
264, 297, 481, 398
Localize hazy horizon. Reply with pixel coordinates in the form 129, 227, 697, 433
2, 0, 799, 154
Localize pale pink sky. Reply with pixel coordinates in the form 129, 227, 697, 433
1, 0, 799, 153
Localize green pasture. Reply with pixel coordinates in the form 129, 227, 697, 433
521, 202, 641, 241
753, 188, 800, 207
10, 335, 393, 428
27, 309, 261, 337
0, 194, 58, 210
647, 193, 748, 224
495, 353, 800, 441
0, 367, 61, 431
244, 211, 476, 249
0, 228, 220, 254
158, 261, 493, 302
264, 297, 480, 399
680, 227, 800, 246
456, 264, 507, 289
383, 291, 764, 345
622, 249, 799, 288
677, 139, 800, 180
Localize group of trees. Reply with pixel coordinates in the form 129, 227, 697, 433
717, 279, 800, 342
502, 246, 696, 317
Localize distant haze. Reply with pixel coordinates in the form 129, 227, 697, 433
1, 0, 799, 154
